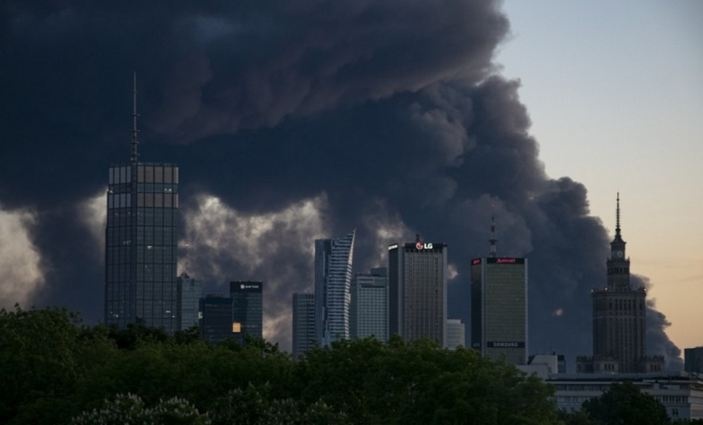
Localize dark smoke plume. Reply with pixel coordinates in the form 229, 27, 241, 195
0, 0, 681, 368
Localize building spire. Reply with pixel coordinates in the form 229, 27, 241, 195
130, 72, 139, 164
489, 215, 497, 258
615, 192, 621, 236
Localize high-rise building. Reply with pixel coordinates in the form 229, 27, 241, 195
176, 273, 201, 331
470, 217, 527, 365
314, 231, 356, 346
446, 319, 465, 350
292, 293, 316, 358
684, 347, 703, 374
577, 194, 663, 374
351, 268, 388, 342
591, 194, 646, 373
230, 281, 263, 343
200, 295, 233, 344
388, 236, 447, 347
105, 75, 180, 333
471, 256, 528, 365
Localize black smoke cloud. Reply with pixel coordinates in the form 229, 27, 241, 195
0, 0, 681, 368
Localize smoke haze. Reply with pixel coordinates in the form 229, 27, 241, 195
0, 0, 681, 368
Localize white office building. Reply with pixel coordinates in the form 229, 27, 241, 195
446, 319, 465, 349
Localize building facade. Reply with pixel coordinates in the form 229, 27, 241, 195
351, 268, 388, 342
549, 373, 703, 421
230, 281, 263, 343
471, 257, 528, 365
199, 295, 233, 344
292, 293, 316, 358
176, 273, 201, 331
314, 231, 356, 346
388, 237, 447, 347
686, 347, 703, 374
446, 319, 466, 350
104, 80, 180, 333
578, 195, 660, 373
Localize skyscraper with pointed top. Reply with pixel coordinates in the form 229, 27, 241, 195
589, 193, 647, 373
104, 74, 180, 333
470, 217, 528, 365
314, 230, 356, 345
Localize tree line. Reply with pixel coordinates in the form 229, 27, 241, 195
0, 307, 696, 424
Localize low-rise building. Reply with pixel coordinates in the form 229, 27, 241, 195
548, 373, 703, 421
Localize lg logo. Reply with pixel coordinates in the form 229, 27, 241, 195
415, 242, 433, 250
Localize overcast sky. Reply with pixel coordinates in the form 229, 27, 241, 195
0, 0, 699, 362
496, 0, 703, 350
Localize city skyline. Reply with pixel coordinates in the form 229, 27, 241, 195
0, 1, 699, 363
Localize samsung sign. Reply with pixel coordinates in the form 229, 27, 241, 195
486, 341, 525, 348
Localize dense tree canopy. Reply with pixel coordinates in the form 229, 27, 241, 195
2, 307, 686, 424
0, 307, 564, 424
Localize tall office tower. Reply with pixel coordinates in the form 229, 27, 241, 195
176, 273, 201, 331
105, 75, 180, 333
200, 295, 233, 344
314, 230, 356, 346
685, 347, 703, 374
351, 268, 388, 342
471, 218, 528, 365
292, 293, 316, 358
388, 236, 447, 347
591, 194, 646, 373
230, 281, 263, 344
446, 319, 466, 350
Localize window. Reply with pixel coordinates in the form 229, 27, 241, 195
145, 166, 154, 183
232, 322, 242, 333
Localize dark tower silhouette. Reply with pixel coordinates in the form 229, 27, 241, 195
591, 194, 646, 372
104, 74, 180, 333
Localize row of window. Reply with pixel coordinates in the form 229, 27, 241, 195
109, 165, 179, 184
108, 193, 179, 209
107, 226, 177, 247
107, 247, 177, 265
108, 208, 179, 226
106, 263, 177, 282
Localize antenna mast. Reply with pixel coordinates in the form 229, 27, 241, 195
489, 216, 497, 258
130, 72, 139, 164
616, 192, 621, 236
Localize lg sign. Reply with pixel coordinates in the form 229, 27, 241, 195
415, 242, 434, 250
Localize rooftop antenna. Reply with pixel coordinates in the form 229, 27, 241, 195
130, 72, 139, 164
489, 215, 497, 258
615, 192, 621, 236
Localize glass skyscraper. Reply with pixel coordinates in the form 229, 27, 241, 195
314, 230, 355, 346
104, 163, 180, 333
176, 273, 201, 331
350, 268, 388, 342
230, 281, 263, 343
200, 295, 233, 344
104, 77, 180, 333
292, 293, 316, 358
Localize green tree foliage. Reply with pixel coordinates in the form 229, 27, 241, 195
71, 393, 210, 425
1, 307, 565, 424
581, 382, 670, 425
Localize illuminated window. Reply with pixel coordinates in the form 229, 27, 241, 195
232, 322, 242, 333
